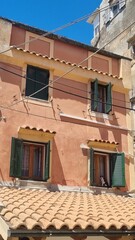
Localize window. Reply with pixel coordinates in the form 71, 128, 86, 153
131, 44, 135, 59
10, 138, 50, 181
93, 14, 100, 37
94, 24, 100, 37
91, 79, 112, 113
90, 149, 125, 187
25, 65, 50, 101
105, 0, 126, 24
111, 4, 119, 17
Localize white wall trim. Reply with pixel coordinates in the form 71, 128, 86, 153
60, 112, 128, 131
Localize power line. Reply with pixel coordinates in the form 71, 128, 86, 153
0, 102, 132, 132
8, 19, 135, 108
0, 0, 126, 55
0, 66, 133, 112
0, 65, 130, 104
0, 67, 130, 107
0, 0, 132, 111
1, 62, 129, 104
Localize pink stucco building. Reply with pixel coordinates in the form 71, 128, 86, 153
0, 17, 134, 240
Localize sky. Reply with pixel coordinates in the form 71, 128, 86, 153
0, 0, 101, 45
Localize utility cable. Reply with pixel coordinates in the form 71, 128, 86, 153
1, 19, 134, 109
0, 66, 133, 112
10, 20, 135, 107
0, 66, 130, 105
2, 62, 130, 104
0, 103, 133, 132
0, 0, 126, 55
0, 1, 131, 110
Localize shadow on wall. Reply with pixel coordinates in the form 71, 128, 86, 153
0, 62, 22, 87
0, 168, 13, 187
51, 140, 66, 186
0, 168, 4, 182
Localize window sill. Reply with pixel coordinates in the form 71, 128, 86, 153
89, 186, 125, 195
90, 111, 113, 120
23, 96, 52, 107
14, 178, 51, 189
60, 112, 128, 131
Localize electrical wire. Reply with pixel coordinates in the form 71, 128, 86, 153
0, 66, 133, 112
0, 66, 130, 107
0, 0, 126, 55
2, 60, 130, 104
1, 19, 134, 109
0, 0, 132, 112
7, 19, 135, 109
0, 102, 132, 132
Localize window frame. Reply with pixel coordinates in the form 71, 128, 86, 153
25, 65, 50, 102
22, 142, 45, 180
10, 137, 50, 181
90, 148, 125, 188
91, 79, 112, 114
105, 0, 126, 24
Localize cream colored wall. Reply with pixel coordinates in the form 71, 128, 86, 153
0, 19, 12, 53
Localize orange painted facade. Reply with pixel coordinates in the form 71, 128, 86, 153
0, 18, 133, 191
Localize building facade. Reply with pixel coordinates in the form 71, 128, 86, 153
0, 17, 135, 240
88, 0, 135, 158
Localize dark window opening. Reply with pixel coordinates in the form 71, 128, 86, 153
26, 65, 50, 101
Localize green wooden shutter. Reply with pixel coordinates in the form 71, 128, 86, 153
110, 152, 125, 187
93, 79, 98, 111
10, 137, 23, 177
105, 82, 112, 113
35, 68, 49, 100
90, 148, 94, 186
26, 65, 36, 97
44, 141, 50, 181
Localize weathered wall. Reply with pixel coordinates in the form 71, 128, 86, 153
0, 19, 132, 190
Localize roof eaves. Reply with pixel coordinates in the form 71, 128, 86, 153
13, 47, 122, 80
10, 229, 135, 238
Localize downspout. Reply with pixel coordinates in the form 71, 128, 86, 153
95, 8, 101, 48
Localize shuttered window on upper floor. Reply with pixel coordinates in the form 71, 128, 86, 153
25, 65, 50, 101
91, 79, 112, 114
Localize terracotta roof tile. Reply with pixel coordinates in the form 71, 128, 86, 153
19, 126, 56, 134
87, 139, 119, 145
13, 47, 122, 80
0, 187, 135, 235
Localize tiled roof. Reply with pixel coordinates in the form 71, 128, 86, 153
19, 126, 56, 134
12, 47, 122, 80
87, 139, 119, 145
0, 187, 135, 238
87, 139, 119, 151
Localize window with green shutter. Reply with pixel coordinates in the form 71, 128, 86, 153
91, 79, 112, 114
10, 137, 50, 181
10, 138, 23, 178
89, 150, 125, 188
26, 65, 50, 101
90, 148, 94, 186
110, 152, 125, 187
